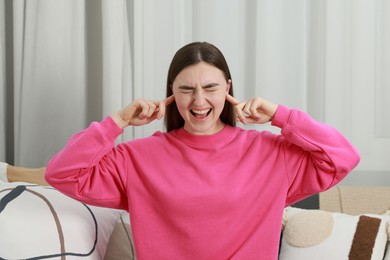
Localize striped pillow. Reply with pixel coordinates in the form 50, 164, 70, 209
279, 207, 389, 260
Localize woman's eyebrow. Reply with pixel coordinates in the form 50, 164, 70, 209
177, 83, 220, 90
202, 83, 219, 89
178, 85, 195, 90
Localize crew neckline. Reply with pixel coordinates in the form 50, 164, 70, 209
170, 125, 238, 148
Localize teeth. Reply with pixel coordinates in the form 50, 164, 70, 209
192, 109, 210, 115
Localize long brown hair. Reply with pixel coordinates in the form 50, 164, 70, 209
164, 42, 235, 132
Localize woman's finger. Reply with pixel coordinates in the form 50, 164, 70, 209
234, 102, 248, 124
156, 100, 165, 119
155, 95, 175, 119
249, 98, 263, 120
165, 95, 175, 106
242, 99, 253, 116
226, 93, 240, 105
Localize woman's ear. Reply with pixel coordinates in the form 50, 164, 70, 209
226, 79, 232, 93
170, 84, 175, 95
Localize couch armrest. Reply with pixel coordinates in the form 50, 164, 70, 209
320, 186, 390, 215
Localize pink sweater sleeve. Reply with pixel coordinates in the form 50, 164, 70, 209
271, 105, 360, 205
45, 116, 128, 210
45, 105, 360, 210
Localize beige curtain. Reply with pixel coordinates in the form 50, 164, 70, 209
0, 0, 132, 167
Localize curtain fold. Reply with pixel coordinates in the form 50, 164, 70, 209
13, 0, 87, 167
101, 0, 133, 142
0, 0, 5, 162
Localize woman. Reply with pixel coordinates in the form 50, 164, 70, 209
45, 42, 360, 259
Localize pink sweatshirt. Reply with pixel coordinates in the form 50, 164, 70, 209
45, 105, 360, 259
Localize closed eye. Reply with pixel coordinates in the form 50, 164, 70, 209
177, 83, 220, 94
203, 83, 220, 92
204, 87, 218, 93
178, 85, 195, 94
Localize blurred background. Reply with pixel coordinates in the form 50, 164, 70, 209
0, 0, 389, 185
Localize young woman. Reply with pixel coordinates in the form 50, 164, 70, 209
45, 42, 360, 259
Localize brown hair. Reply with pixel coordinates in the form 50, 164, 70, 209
164, 42, 236, 132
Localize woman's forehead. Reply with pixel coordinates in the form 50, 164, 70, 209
173, 62, 225, 85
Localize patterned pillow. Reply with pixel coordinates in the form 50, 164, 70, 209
280, 207, 389, 260
0, 181, 123, 260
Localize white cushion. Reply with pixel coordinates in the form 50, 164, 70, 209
280, 207, 389, 260
0, 181, 123, 259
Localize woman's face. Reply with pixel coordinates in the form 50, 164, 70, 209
172, 62, 231, 135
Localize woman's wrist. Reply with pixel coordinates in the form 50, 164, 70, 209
111, 111, 129, 129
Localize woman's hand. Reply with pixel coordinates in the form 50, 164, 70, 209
226, 94, 278, 125
112, 95, 175, 128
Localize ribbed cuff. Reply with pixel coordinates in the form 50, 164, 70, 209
271, 104, 291, 129
0, 162, 8, 182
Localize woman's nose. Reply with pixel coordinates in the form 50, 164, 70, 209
193, 89, 206, 105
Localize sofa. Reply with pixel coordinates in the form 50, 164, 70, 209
2, 162, 390, 259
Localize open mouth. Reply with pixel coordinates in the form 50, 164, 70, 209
190, 108, 212, 119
